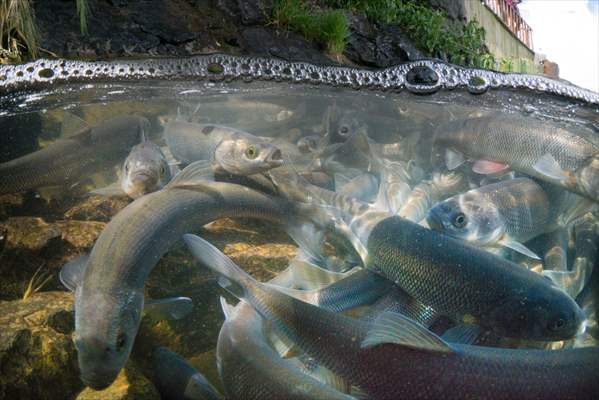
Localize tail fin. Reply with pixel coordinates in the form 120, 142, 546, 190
183, 234, 255, 300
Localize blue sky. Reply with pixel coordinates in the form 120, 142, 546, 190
518, 0, 599, 92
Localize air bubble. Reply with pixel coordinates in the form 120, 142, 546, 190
38, 68, 55, 78
406, 66, 439, 85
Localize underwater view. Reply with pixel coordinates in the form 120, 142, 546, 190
0, 56, 599, 399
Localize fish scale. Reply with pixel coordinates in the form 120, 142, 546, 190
186, 234, 599, 400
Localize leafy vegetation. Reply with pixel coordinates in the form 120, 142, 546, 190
272, 0, 349, 55
327, 0, 494, 67
1, 0, 88, 63
0, 0, 39, 63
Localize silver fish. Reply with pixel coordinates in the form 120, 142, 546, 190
185, 234, 599, 400
0, 115, 148, 195
59, 161, 293, 389
164, 121, 283, 175
427, 178, 594, 259
435, 114, 599, 202
121, 137, 172, 199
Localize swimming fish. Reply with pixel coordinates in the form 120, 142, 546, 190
120, 136, 173, 199
164, 121, 283, 175
427, 178, 594, 259
398, 170, 467, 222
0, 115, 148, 195
434, 114, 599, 202
151, 347, 222, 400
366, 216, 585, 341
59, 161, 294, 389
185, 234, 599, 400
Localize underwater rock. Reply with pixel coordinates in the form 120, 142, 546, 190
64, 196, 130, 222
0, 217, 61, 251
76, 361, 160, 400
0, 217, 105, 251
0, 291, 81, 400
54, 220, 106, 249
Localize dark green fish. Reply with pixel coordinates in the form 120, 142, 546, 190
0, 115, 148, 195
185, 234, 599, 400
366, 216, 585, 341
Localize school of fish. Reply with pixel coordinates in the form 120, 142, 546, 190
1, 94, 598, 400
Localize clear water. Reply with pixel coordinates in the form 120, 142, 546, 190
1, 79, 598, 399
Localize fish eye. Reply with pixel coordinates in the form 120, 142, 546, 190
245, 145, 258, 159
452, 212, 467, 228
339, 126, 349, 135
159, 165, 165, 175
125, 163, 130, 173
116, 332, 127, 351
548, 318, 566, 331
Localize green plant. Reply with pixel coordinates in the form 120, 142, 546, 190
499, 57, 514, 72
0, 0, 39, 63
76, 0, 89, 35
273, 0, 348, 55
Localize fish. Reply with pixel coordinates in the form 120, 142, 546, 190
58, 161, 295, 389
151, 347, 222, 400
0, 115, 149, 195
164, 121, 283, 175
427, 178, 594, 259
215, 257, 376, 400
398, 170, 468, 222
366, 216, 585, 341
217, 298, 355, 400
434, 114, 599, 202
120, 136, 173, 199
184, 234, 599, 400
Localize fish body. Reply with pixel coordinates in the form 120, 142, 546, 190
0, 115, 148, 195
152, 347, 222, 400
164, 121, 283, 174
121, 139, 172, 198
71, 167, 293, 389
399, 170, 467, 222
366, 216, 585, 341
426, 178, 550, 254
185, 234, 599, 400
434, 115, 599, 201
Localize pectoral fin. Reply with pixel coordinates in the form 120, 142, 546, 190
361, 311, 453, 353
144, 297, 193, 320
441, 324, 482, 344
164, 160, 214, 189
445, 148, 466, 170
59, 253, 89, 291
499, 239, 541, 260
89, 182, 126, 197
472, 159, 509, 175
533, 153, 568, 181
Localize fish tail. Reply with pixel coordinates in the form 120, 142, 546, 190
183, 234, 256, 300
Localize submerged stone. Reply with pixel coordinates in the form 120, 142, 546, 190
0, 291, 80, 400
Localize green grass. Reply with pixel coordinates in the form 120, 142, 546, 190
76, 0, 89, 35
326, 0, 495, 68
273, 0, 349, 55
0, 0, 39, 63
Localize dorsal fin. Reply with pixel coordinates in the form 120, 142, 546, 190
59, 253, 89, 291
164, 160, 214, 190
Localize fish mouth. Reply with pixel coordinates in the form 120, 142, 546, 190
265, 148, 284, 166
80, 372, 118, 390
425, 211, 444, 231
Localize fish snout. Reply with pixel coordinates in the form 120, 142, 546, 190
80, 371, 118, 390
266, 148, 284, 166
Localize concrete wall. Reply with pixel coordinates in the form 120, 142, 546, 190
462, 1, 536, 72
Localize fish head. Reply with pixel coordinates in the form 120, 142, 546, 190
74, 287, 144, 389
578, 154, 599, 200
426, 194, 504, 246
121, 142, 171, 198
297, 135, 320, 153
483, 285, 585, 341
214, 138, 283, 175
